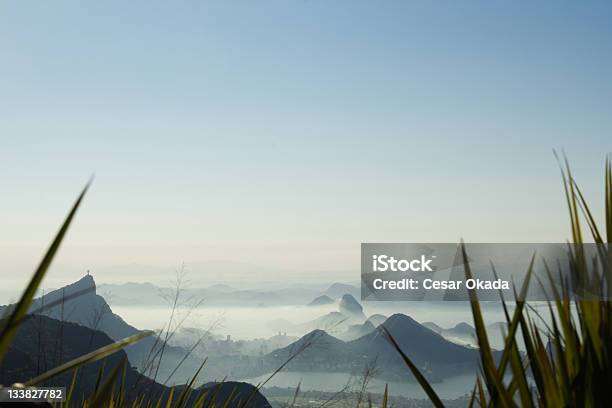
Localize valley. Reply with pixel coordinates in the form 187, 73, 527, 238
1, 274, 513, 403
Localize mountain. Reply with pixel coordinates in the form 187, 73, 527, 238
422, 322, 442, 332
295, 312, 347, 334
258, 313, 493, 382
337, 320, 376, 341
454, 322, 476, 334
338, 294, 365, 320
97, 280, 363, 308
25, 275, 141, 341
307, 295, 334, 306
0, 314, 163, 402
486, 322, 508, 349
1, 275, 189, 380
265, 330, 349, 372
351, 314, 482, 369
296, 294, 365, 336
366, 314, 387, 327
0, 299, 272, 407
198, 382, 271, 407
98, 281, 321, 307
324, 283, 360, 299
205, 284, 236, 292
422, 322, 477, 347
96, 281, 161, 305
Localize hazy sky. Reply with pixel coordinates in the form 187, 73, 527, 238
1, 1, 611, 292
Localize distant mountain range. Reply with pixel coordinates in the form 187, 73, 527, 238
423, 321, 507, 349
295, 311, 348, 334
98, 281, 361, 307
308, 295, 335, 306
366, 314, 387, 327
324, 283, 360, 299
293, 294, 371, 336
337, 320, 376, 341
423, 322, 477, 347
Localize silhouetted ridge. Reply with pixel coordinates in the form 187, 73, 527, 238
259, 312, 493, 382
338, 294, 365, 320
453, 322, 475, 334
308, 295, 334, 306
324, 283, 359, 298
351, 313, 481, 367
198, 382, 272, 407
0, 314, 271, 407
0, 275, 188, 372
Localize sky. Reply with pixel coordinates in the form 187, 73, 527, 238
1, 1, 611, 293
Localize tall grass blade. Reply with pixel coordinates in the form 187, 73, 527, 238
460, 242, 514, 407
174, 358, 207, 408
290, 380, 301, 408
381, 384, 388, 408
62, 368, 79, 408
88, 361, 123, 408
0, 181, 90, 359
381, 326, 444, 408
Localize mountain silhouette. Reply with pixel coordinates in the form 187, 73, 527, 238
1, 275, 189, 379
307, 295, 334, 306
338, 294, 365, 320
294, 311, 347, 333
197, 382, 271, 407
260, 313, 493, 382
0, 314, 162, 402
350, 314, 481, 369
422, 321, 477, 347
366, 314, 387, 327
338, 320, 376, 341
324, 283, 360, 299
0, 289, 272, 407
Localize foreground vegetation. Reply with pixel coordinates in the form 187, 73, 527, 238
386, 157, 612, 407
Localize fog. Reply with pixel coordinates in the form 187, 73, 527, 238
111, 302, 509, 341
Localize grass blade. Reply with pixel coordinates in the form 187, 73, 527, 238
88, 360, 123, 408
460, 242, 514, 407
381, 326, 444, 408
381, 384, 388, 408
0, 181, 90, 359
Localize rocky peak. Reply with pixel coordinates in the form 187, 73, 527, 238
338, 294, 365, 320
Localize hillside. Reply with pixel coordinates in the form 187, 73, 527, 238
0, 276, 193, 383
337, 320, 376, 341
0, 309, 271, 407
324, 283, 360, 299
307, 295, 334, 306
350, 314, 481, 370
338, 294, 365, 320
7, 275, 185, 367
257, 313, 490, 382
1, 314, 161, 403
423, 321, 477, 347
